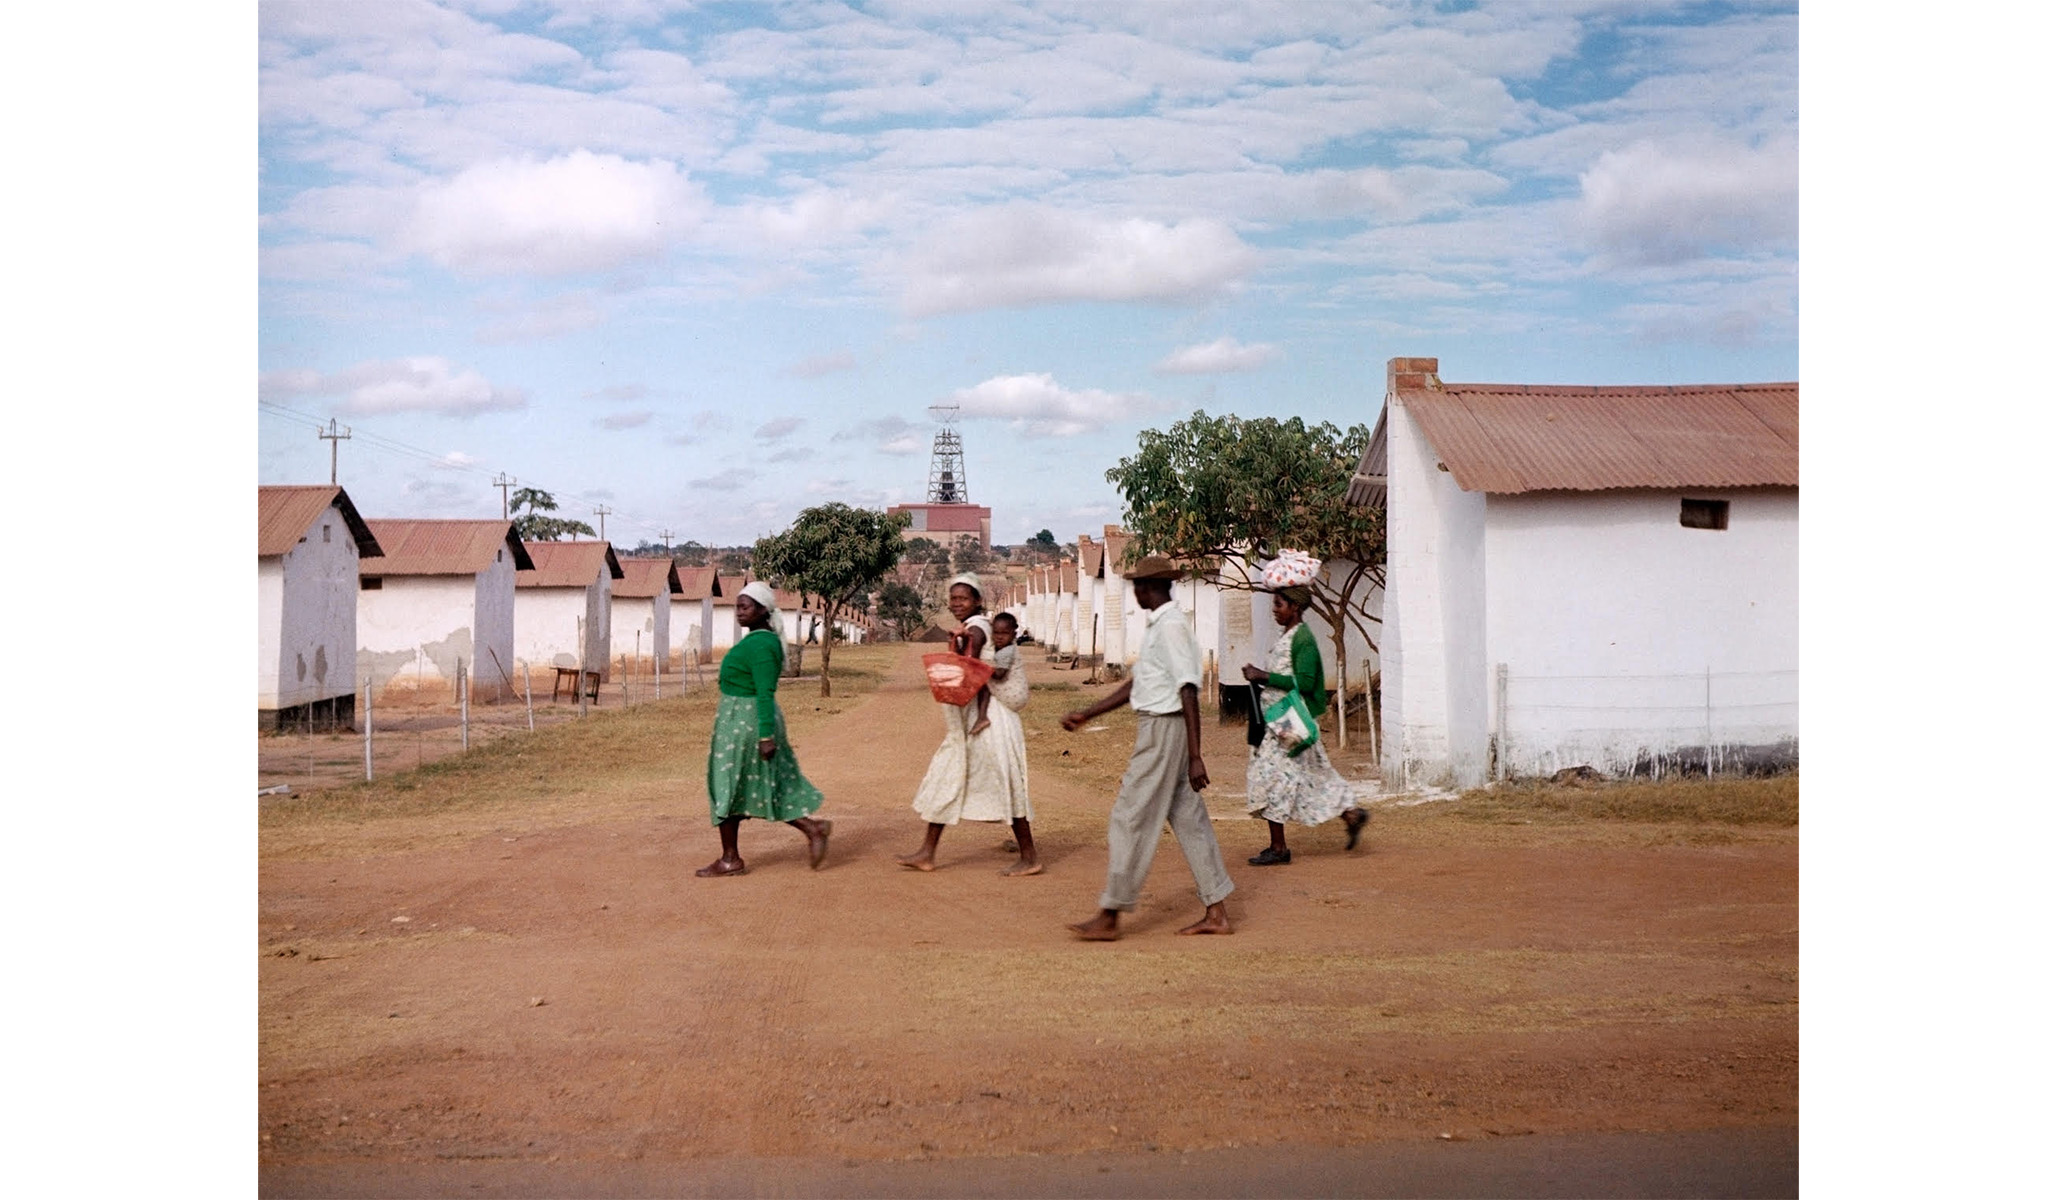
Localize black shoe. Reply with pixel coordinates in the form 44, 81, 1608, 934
1342, 807, 1368, 850
1247, 846, 1292, 866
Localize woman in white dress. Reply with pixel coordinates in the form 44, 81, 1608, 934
897, 576, 1041, 876
1241, 584, 1367, 865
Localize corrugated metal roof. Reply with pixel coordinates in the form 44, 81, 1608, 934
258, 485, 382, 558
674, 565, 720, 600
361, 519, 530, 575
614, 556, 680, 598
1345, 413, 1389, 507
1398, 380, 1798, 494
518, 540, 625, 588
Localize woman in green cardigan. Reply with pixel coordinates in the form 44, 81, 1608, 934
1238, 585, 1368, 865
696, 582, 832, 877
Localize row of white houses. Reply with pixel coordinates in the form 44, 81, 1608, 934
257, 491, 866, 728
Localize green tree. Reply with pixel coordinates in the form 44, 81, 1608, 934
509, 487, 597, 542
715, 548, 751, 572
752, 504, 911, 695
1105, 411, 1384, 691
876, 581, 927, 641
671, 540, 709, 567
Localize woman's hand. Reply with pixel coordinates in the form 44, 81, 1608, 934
1240, 663, 1269, 683
758, 737, 777, 761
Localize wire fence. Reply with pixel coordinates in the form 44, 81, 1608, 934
1493, 665, 1798, 779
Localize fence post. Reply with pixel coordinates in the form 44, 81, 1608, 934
654, 648, 662, 701
1704, 664, 1714, 778
363, 681, 373, 782
1494, 662, 1508, 782
577, 617, 588, 717
1365, 658, 1379, 767
521, 659, 534, 732
459, 658, 469, 751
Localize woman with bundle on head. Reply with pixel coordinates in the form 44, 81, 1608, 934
1240, 556, 1368, 866
898, 574, 1040, 876
696, 581, 832, 877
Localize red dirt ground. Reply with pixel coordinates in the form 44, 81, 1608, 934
259, 645, 1796, 1193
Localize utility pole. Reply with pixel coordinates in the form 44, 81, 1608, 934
593, 505, 613, 542
493, 473, 515, 519
318, 419, 352, 485
660, 528, 674, 555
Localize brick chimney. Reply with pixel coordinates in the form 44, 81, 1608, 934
1387, 356, 1440, 393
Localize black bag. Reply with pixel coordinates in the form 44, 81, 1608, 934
1245, 682, 1266, 747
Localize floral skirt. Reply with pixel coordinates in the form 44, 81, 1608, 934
1245, 731, 1358, 826
707, 693, 823, 824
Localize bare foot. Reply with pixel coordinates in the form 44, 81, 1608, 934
968, 717, 991, 736
1000, 859, 1043, 877
895, 852, 936, 872
803, 818, 833, 869
1175, 904, 1233, 936
695, 856, 747, 878
1067, 911, 1120, 941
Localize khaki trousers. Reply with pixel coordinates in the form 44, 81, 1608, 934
1099, 711, 1236, 912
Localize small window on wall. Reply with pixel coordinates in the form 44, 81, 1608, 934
1680, 498, 1730, 530
361, 576, 382, 590
323, 524, 332, 543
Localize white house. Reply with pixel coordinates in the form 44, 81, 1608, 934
1074, 535, 1105, 666
358, 518, 533, 703
611, 556, 679, 674
1356, 356, 1798, 788
258, 485, 382, 729
516, 540, 624, 682
670, 566, 720, 666
710, 573, 748, 650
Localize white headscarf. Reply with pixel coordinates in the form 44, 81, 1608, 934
947, 573, 982, 599
739, 581, 777, 611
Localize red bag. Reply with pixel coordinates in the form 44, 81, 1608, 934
923, 652, 994, 706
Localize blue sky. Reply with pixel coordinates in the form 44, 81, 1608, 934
258, 0, 1798, 550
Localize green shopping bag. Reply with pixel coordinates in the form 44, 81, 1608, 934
1262, 688, 1320, 757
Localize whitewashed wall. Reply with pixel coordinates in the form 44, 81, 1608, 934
669, 594, 710, 664
610, 592, 669, 671
258, 503, 360, 711
1382, 398, 1490, 789
471, 552, 517, 700
515, 583, 611, 679
710, 603, 739, 650
359, 575, 479, 696
1055, 590, 1077, 655
1483, 488, 1798, 778
1076, 575, 1102, 661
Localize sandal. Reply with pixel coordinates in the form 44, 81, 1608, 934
1247, 845, 1292, 866
1342, 807, 1368, 850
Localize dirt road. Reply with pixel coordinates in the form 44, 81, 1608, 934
260, 645, 1796, 1193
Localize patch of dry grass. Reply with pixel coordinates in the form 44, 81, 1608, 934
1449, 774, 1798, 827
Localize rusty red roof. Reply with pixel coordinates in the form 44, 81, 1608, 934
1059, 562, 1078, 591
614, 556, 681, 599
361, 519, 529, 575
673, 565, 721, 601
1363, 363, 1797, 496
519, 540, 625, 588
1101, 530, 1132, 577
712, 574, 748, 605
258, 486, 382, 558
1077, 536, 1103, 578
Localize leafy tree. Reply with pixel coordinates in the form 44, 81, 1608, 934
876, 581, 928, 641
671, 540, 709, 566
903, 536, 949, 564
715, 548, 751, 572
752, 504, 911, 695
1105, 411, 1384, 694
509, 487, 597, 542
951, 540, 994, 572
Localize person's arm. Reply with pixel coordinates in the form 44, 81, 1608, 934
1290, 626, 1327, 716
1180, 682, 1209, 791
1062, 678, 1133, 730
747, 634, 780, 755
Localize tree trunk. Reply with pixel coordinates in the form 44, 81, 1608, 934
819, 598, 836, 697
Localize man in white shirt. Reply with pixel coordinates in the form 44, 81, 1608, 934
1061, 555, 1234, 940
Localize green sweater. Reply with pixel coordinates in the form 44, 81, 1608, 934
1265, 623, 1329, 717
718, 628, 785, 737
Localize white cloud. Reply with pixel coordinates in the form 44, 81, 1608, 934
1155, 337, 1281, 375
1576, 136, 1797, 267
260, 356, 527, 418
475, 290, 605, 343
755, 416, 804, 440
902, 206, 1258, 317
403, 150, 704, 275
597, 410, 653, 430
690, 467, 753, 490
948, 374, 1160, 438
878, 435, 926, 455
787, 350, 857, 378
434, 451, 479, 470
